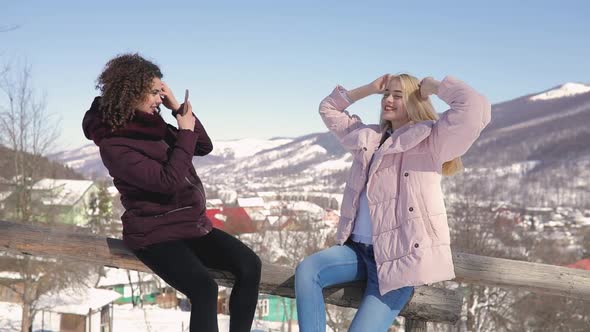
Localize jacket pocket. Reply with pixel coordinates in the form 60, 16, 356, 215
425, 213, 450, 244
374, 226, 410, 263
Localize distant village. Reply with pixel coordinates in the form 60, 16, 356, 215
0, 175, 589, 331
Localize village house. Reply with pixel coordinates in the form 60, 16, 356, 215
35, 287, 121, 332
1, 178, 98, 225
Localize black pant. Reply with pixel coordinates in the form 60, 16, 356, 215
133, 228, 262, 332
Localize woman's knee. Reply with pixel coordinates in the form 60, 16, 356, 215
235, 249, 262, 285
295, 256, 318, 285
184, 274, 218, 300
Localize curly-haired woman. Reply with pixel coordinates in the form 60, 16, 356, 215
83, 53, 261, 332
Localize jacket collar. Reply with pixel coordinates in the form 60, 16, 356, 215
112, 109, 168, 141
341, 121, 435, 154
83, 96, 168, 145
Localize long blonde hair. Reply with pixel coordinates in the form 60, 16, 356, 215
379, 73, 462, 176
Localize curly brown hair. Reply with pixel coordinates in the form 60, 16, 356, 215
96, 53, 163, 130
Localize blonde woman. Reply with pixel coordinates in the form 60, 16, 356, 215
295, 74, 491, 331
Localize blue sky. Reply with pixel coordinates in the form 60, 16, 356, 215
2, 0, 588, 151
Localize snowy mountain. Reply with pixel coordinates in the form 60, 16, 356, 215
529, 83, 590, 101
195, 132, 349, 192
211, 137, 293, 159
464, 82, 590, 167
49, 82, 590, 205
47, 144, 107, 179
457, 82, 590, 206
50, 137, 295, 179
198, 82, 590, 200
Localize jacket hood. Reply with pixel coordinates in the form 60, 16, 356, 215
82, 97, 168, 146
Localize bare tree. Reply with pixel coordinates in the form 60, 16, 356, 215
435, 173, 522, 332
238, 202, 355, 332
87, 180, 117, 237
0, 63, 91, 332
0, 63, 60, 222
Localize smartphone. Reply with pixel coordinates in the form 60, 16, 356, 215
182, 89, 189, 115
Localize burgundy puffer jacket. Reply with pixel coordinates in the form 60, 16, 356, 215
83, 97, 213, 250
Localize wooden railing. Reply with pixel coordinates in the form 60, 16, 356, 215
1, 220, 589, 331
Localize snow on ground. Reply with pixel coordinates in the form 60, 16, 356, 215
464, 160, 541, 177
312, 154, 352, 172
262, 144, 327, 171
0, 301, 305, 332
0, 302, 20, 332
112, 304, 203, 332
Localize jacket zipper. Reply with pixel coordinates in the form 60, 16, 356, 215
153, 205, 193, 218
185, 176, 206, 214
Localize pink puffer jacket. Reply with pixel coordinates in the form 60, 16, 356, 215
319, 76, 491, 295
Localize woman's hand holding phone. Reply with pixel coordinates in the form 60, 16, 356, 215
180, 89, 189, 115
176, 90, 195, 131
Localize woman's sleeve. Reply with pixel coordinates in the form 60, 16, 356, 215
165, 115, 213, 156
319, 86, 365, 141
429, 76, 492, 164
100, 130, 198, 194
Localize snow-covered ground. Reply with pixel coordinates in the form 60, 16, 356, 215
0, 301, 304, 332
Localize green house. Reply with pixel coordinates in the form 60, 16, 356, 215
31, 178, 99, 225
2, 178, 99, 225
255, 294, 298, 323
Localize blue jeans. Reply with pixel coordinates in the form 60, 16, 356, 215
295, 241, 414, 332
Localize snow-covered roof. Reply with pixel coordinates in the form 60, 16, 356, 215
257, 191, 278, 198
207, 199, 224, 207
525, 207, 554, 213
37, 287, 121, 315
575, 217, 590, 226
0, 271, 46, 279
0, 271, 22, 280
96, 267, 155, 287
267, 216, 280, 225
0, 191, 12, 201
32, 178, 95, 206
286, 201, 324, 215
238, 197, 265, 207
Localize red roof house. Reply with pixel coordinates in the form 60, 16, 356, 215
566, 258, 590, 270
206, 207, 257, 235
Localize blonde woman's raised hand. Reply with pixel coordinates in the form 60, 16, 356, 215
419, 77, 441, 99
347, 74, 392, 102
369, 74, 391, 94
176, 100, 195, 131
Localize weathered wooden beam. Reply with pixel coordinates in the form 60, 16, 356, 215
453, 252, 590, 300
405, 319, 427, 332
0, 220, 461, 324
